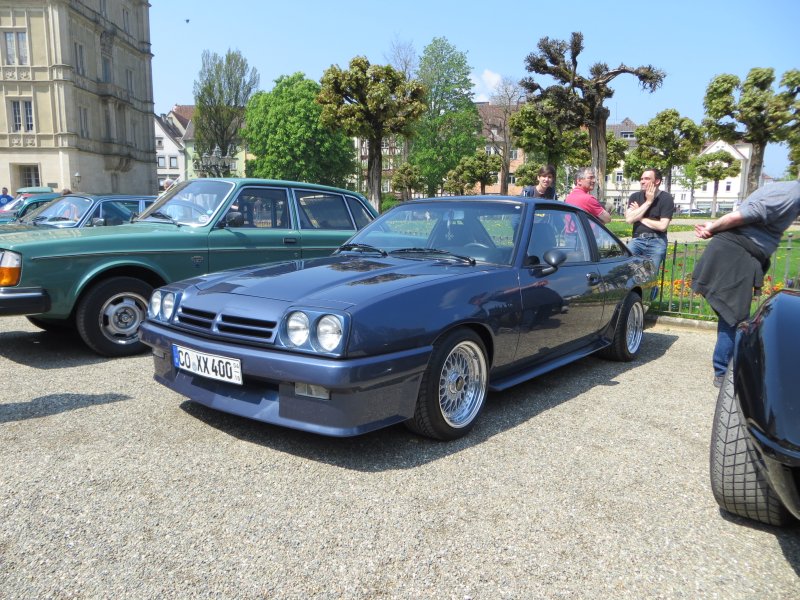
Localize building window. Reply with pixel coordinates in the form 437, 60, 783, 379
169, 156, 178, 168
123, 9, 130, 34
21, 165, 40, 187
79, 107, 89, 138
620, 132, 635, 139
126, 69, 134, 96
100, 0, 108, 17
157, 156, 166, 167
510, 149, 518, 160
156, 137, 163, 149
507, 173, 516, 185
702, 183, 707, 192
102, 56, 112, 83
74, 43, 86, 76
725, 181, 732, 192
4, 31, 28, 66
11, 100, 34, 132
615, 171, 623, 183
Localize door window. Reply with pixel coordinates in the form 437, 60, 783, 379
225, 187, 290, 228
295, 190, 354, 230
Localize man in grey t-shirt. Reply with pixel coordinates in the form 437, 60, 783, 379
691, 180, 800, 386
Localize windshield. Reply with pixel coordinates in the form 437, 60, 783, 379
138, 180, 235, 226
0, 198, 23, 213
23, 195, 87, 226
346, 201, 523, 265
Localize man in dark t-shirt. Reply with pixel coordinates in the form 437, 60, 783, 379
625, 168, 674, 273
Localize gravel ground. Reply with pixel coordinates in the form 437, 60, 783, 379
1, 316, 798, 599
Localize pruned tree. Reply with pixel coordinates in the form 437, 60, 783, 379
193, 49, 260, 175
457, 152, 503, 195
510, 97, 589, 173
409, 37, 482, 196
318, 56, 426, 209
624, 109, 703, 191
243, 73, 354, 186
521, 32, 665, 201
391, 163, 423, 201
695, 150, 741, 217
704, 67, 800, 194
483, 77, 524, 194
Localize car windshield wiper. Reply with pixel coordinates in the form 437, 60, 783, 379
389, 247, 475, 265
339, 242, 388, 257
144, 211, 181, 226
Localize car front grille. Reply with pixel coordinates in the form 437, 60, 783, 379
174, 306, 278, 344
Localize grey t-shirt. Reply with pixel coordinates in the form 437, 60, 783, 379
737, 181, 800, 256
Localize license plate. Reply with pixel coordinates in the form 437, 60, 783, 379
173, 345, 243, 385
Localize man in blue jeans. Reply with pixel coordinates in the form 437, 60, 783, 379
691, 180, 800, 387
625, 168, 674, 275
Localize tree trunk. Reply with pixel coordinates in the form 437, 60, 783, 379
499, 155, 509, 195
664, 167, 672, 192
367, 137, 383, 211
590, 117, 608, 203
711, 180, 720, 218
747, 142, 766, 196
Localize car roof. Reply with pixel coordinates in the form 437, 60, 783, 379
201, 178, 367, 199
403, 195, 560, 207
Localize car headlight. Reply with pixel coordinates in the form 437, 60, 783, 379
317, 315, 343, 352
0, 250, 22, 286
286, 311, 310, 346
149, 290, 178, 321
149, 290, 162, 319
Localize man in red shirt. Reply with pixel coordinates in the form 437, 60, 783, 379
564, 167, 612, 224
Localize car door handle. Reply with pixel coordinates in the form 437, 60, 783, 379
283, 237, 298, 244
586, 273, 601, 286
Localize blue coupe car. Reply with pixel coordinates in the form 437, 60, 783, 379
140, 197, 657, 440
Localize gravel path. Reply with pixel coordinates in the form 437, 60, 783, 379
1, 316, 798, 598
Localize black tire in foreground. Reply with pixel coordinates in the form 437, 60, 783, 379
406, 329, 488, 441
75, 276, 153, 357
598, 292, 643, 362
709, 365, 794, 526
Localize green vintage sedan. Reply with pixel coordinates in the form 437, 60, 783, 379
0, 179, 376, 356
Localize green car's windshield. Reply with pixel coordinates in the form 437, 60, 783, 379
138, 180, 235, 226
24, 195, 87, 226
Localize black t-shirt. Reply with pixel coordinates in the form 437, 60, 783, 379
627, 189, 674, 236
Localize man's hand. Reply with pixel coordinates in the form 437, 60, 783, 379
644, 183, 657, 202
694, 221, 713, 239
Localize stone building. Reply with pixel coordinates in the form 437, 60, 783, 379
0, 0, 155, 194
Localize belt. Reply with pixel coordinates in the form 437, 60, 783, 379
636, 232, 665, 239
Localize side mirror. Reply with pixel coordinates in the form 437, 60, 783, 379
528, 249, 567, 275
90, 217, 106, 227
220, 211, 244, 228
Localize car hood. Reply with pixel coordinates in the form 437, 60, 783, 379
0, 222, 41, 233
190, 254, 488, 308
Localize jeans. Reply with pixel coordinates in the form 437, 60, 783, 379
628, 236, 668, 274
713, 317, 737, 377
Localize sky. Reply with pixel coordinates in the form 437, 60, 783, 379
149, 0, 800, 178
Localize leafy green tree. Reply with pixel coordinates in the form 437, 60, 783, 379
625, 109, 703, 191
409, 37, 482, 196
443, 166, 469, 196
193, 49, 260, 175
510, 97, 589, 172
673, 157, 708, 212
521, 32, 665, 201
391, 163, 423, 200
318, 56, 426, 209
703, 67, 800, 194
606, 131, 628, 173
457, 152, 502, 194
695, 150, 741, 217
242, 73, 355, 186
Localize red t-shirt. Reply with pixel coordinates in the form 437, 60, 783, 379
564, 186, 605, 232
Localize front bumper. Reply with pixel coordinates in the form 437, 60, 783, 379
139, 320, 432, 437
0, 287, 50, 315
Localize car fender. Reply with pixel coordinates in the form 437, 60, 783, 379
734, 290, 800, 461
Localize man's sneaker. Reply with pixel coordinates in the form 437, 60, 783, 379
713, 375, 724, 388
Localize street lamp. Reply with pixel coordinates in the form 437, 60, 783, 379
193, 144, 235, 177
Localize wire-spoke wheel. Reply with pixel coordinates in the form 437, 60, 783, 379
407, 329, 488, 440
599, 292, 643, 362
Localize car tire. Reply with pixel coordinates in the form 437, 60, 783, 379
598, 292, 643, 362
26, 316, 74, 332
709, 365, 793, 526
406, 329, 488, 440
75, 277, 152, 357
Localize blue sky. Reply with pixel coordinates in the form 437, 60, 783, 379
150, 0, 800, 177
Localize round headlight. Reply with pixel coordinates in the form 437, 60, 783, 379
286, 311, 310, 346
161, 292, 176, 319
316, 315, 343, 352
149, 290, 162, 318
